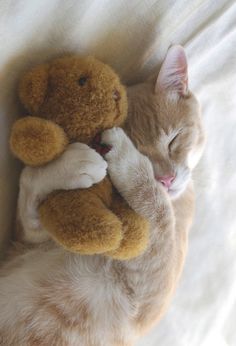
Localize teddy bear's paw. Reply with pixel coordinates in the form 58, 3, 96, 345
106, 225, 148, 260
10, 116, 68, 166
39, 192, 124, 254
105, 200, 149, 260
51, 143, 108, 190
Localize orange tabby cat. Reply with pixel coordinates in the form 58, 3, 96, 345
0, 45, 204, 345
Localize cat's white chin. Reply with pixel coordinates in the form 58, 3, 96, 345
168, 186, 187, 199
167, 167, 191, 199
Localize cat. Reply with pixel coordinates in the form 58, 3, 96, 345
0, 45, 205, 346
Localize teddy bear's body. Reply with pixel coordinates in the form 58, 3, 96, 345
10, 55, 149, 259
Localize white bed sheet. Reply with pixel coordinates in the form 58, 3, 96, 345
0, 0, 236, 345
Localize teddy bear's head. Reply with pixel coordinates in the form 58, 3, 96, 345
19, 56, 127, 143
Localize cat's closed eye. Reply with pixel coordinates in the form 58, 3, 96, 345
168, 134, 179, 153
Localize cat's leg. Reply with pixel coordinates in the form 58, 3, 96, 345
18, 143, 107, 243
101, 127, 174, 225
102, 127, 176, 331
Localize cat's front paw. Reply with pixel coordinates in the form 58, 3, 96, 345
102, 127, 154, 194
101, 127, 135, 160
55, 143, 108, 189
101, 128, 144, 192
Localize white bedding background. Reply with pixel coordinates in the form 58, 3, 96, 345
0, 0, 236, 344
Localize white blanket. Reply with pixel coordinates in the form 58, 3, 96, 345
0, 0, 236, 344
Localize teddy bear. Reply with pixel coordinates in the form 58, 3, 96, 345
10, 55, 149, 259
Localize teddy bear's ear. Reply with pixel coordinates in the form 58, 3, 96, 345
19, 64, 49, 113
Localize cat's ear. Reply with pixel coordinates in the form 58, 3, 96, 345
155, 45, 188, 97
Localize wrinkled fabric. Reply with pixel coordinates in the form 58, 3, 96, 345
0, 0, 235, 345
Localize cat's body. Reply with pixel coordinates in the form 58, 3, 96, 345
0, 187, 193, 346
0, 46, 204, 346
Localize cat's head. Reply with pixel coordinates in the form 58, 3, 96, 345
126, 45, 205, 199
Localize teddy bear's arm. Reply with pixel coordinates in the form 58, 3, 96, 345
10, 116, 69, 166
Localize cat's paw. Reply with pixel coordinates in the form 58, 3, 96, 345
101, 127, 135, 160
101, 128, 148, 192
54, 143, 108, 189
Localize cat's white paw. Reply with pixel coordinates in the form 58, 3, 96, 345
22, 143, 108, 193
54, 143, 108, 189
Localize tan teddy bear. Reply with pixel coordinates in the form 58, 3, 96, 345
10, 55, 149, 259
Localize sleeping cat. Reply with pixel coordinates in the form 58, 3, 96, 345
0, 45, 205, 345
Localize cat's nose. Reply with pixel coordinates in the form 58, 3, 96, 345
156, 175, 175, 189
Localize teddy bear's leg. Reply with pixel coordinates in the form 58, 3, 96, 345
38, 186, 123, 254
105, 195, 149, 260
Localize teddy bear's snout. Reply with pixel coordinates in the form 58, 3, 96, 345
112, 89, 121, 101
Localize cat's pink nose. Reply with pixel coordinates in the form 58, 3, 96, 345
156, 175, 175, 189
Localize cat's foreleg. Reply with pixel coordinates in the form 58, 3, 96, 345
17, 143, 108, 243
102, 128, 176, 326
101, 127, 174, 227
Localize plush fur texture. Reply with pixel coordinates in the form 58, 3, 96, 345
0, 46, 205, 345
9, 55, 149, 258
10, 116, 69, 166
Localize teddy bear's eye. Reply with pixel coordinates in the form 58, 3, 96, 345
78, 76, 88, 86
